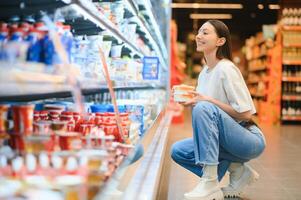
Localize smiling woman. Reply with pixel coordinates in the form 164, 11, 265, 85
170, 20, 266, 200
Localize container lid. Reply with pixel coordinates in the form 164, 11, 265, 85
55, 175, 84, 186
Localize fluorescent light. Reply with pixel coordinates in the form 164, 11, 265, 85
258, 4, 264, 9
269, 4, 280, 9
172, 3, 243, 9
190, 14, 232, 20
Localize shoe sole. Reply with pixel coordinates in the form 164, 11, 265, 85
222, 167, 259, 198
184, 189, 224, 200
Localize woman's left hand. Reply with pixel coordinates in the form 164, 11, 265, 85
182, 91, 212, 106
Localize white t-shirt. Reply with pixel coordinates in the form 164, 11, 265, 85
196, 59, 256, 115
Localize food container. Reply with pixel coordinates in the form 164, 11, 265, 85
57, 132, 81, 150
173, 84, 195, 103
51, 120, 67, 133
33, 120, 52, 135
12, 104, 34, 135
25, 135, 54, 153
9, 133, 26, 152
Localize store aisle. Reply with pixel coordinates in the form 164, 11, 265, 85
158, 108, 301, 200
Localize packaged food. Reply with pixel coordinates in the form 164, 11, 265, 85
173, 84, 195, 102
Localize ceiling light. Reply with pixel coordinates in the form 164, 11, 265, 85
190, 14, 232, 20
172, 3, 243, 9
269, 4, 280, 10
258, 4, 264, 9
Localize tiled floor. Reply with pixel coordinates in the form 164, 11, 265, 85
158, 109, 301, 200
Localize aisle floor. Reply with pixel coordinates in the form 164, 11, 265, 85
158, 109, 301, 200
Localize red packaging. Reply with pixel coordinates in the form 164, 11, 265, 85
0, 105, 9, 133
12, 104, 34, 135
58, 132, 81, 150
73, 112, 81, 123
104, 123, 122, 142
33, 111, 40, 122
49, 110, 61, 121
33, 120, 52, 135
60, 111, 73, 121
120, 112, 129, 122
39, 110, 48, 120
95, 113, 103, 125
9, 133, 25, 152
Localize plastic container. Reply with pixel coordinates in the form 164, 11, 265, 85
12, 104, 34, 135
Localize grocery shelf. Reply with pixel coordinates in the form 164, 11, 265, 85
249, 39, 265, 48
71, 0, 144, 58
281, 115, 301, 121
248, 65, 267, 72
283, 43, 301, 48
0, 0, 67, 20
130, 0, 168, 59
0, 82, 163, 102
124, 0, 168, 70
282, 95, 301, 101
282, 60, 301, 65
247, 79, 260, 84
118, 109, 173, 200
282, 26, 301, 31
249, 54, 267, 61
247, 78, 268, 84
282, 77, 301, 82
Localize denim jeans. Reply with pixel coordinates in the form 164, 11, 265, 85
170, 101, 266, 181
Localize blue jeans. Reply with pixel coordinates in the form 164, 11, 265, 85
170, 101, 266, 181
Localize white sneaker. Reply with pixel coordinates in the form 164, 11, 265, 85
222, 164, 259, 198
184, 178, 224, 200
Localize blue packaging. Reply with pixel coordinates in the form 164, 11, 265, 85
10, 29, 23, 42
90, 104, 110, 113
0, 29, 8, 60
26, 30, 42, 62
41, 33, 55, 65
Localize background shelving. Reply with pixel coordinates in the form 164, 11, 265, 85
281, 25, 301, 123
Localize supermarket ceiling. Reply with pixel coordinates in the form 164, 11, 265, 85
172, 0, 280, 41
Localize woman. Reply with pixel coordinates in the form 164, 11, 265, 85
170, 20, 266, 200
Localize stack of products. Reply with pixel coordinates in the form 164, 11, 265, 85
0, 98, 161, 199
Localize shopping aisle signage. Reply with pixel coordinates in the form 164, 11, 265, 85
142, 57, 159, 80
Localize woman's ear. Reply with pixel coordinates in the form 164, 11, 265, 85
217, 37, 226, 47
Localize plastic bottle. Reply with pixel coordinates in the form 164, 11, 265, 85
26, 28, 42, 62
10, 28, 24, 42
0, 25, 9, 60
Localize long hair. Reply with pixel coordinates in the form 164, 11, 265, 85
207, 20, 232, 61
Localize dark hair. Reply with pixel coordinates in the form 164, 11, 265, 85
207, 20, 232, 61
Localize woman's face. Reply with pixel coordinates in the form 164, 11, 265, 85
195, 22, 219, 53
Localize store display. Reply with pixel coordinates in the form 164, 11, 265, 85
245, 32, 270, 116
0, 0, 169, 199
281, 9, 301, 122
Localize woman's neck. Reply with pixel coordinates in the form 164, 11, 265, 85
204, 50, 221, 68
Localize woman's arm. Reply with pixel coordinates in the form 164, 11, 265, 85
183, 91, 252, 121
208, 97, 252, 121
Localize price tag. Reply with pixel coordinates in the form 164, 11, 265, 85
142, 56, 159, 80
